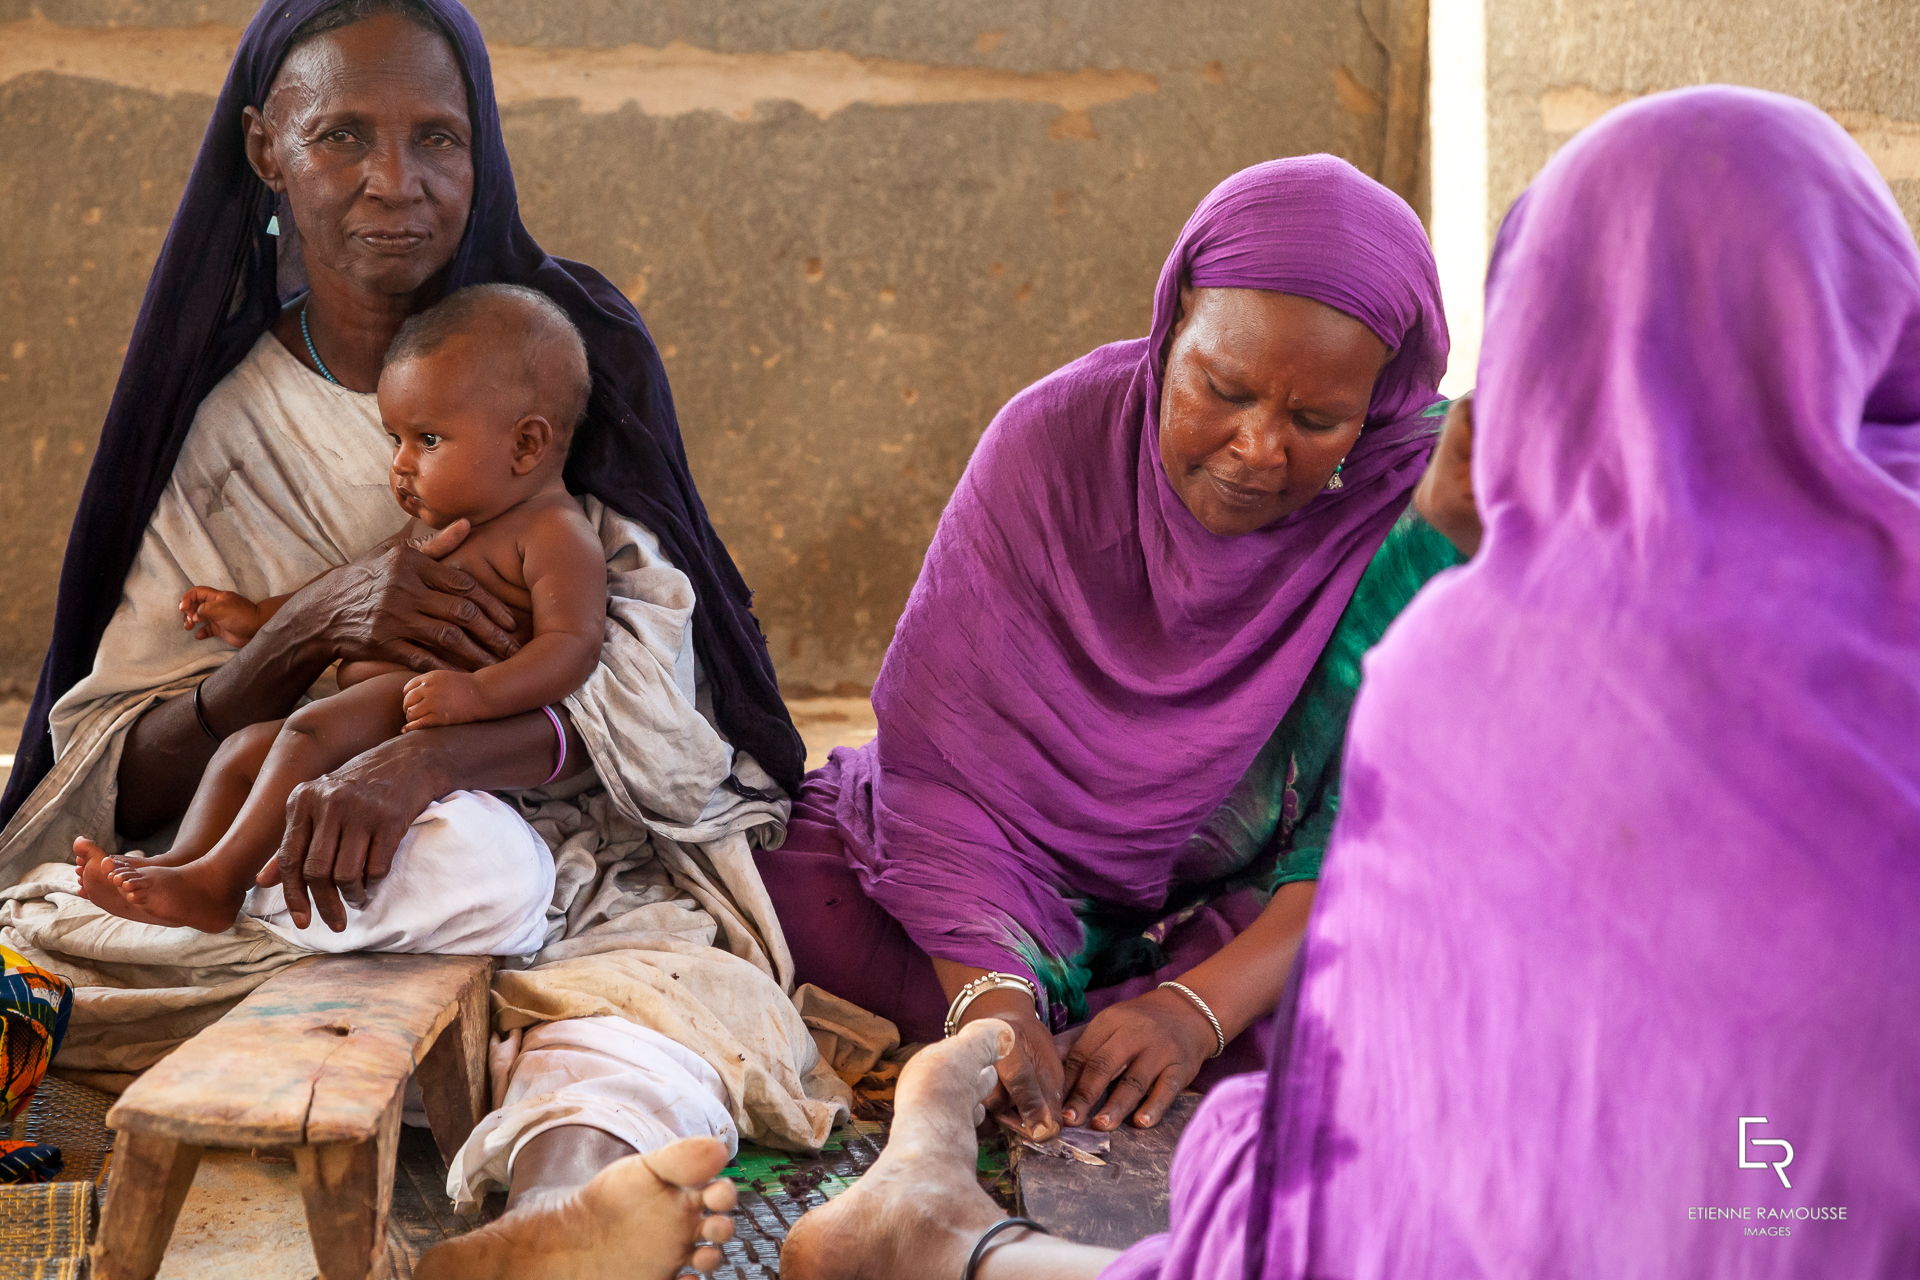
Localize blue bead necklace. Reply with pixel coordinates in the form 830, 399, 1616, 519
299, 300, 342, 386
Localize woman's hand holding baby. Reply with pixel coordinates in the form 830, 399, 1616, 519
297, 520, 521, 675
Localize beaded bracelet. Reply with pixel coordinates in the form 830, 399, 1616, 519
943, 971, 1043, 1038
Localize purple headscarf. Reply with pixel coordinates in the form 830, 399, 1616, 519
1, 0, 804, 826
1106, 87, 1920, 1280
822, 157, 1447, 989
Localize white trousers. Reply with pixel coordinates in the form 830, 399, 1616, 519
445, 1015, 738, 1210
242, 790, 555, 957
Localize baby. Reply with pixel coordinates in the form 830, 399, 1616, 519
73, 283, 606, 934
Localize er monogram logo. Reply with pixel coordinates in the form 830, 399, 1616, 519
1739, 1116, 1795, 1189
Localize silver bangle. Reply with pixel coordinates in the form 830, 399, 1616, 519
944, 971, 1042, 1038
1158, 980, 1227, 1058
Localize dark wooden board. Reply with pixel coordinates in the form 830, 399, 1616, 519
1013, 1093, 1201, 1251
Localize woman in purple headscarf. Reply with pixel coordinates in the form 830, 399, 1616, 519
780, 84, 1920, 1280
762, 157, 1460, 1136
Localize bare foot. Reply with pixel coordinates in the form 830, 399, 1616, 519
107, 842, 206, 871
99, 856, 248, 933
783, 1019, 1015, 1280
415, 1136, 738, 1280
71, 837, 174, 928
70, 838, 240, 932
72, 836, 109, 891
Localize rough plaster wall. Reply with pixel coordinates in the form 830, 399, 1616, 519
0, 0, 1401, 696
1486, 0, 1920, 234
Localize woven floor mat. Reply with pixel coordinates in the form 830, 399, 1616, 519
0, 1076, 119, 1280
710, 1120, 1013, 1280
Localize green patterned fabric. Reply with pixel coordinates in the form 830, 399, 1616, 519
1262, 508, 1465, 886
1028, 504, 1463, 1018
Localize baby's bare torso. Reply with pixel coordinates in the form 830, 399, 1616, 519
411, 492, 594, 645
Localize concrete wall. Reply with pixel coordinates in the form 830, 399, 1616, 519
1486, 0, 1920, 234
0, 0, 1422, 697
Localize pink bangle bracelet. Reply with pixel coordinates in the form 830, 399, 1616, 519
538, 705, 567, 786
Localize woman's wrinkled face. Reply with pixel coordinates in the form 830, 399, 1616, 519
1158, 288, 1389, 537
244, 13, 474, 299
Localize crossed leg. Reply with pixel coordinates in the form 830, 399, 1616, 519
415, 1026, 1113, 1280
74, 717, 280, 923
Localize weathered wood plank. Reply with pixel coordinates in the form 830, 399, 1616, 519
1013, 1093, 1200, 1252
89, 1129, 203, 1280
414, 966, 489, 1164
296, 1091, 401, 1280
107, 954, 494, 1150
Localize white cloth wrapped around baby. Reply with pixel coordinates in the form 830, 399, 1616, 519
242, 790, 554, 956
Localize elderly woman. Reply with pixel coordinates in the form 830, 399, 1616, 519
760, 157, 1461, 1137
780, 86, 1920, 1279
0, 1, 841, 1274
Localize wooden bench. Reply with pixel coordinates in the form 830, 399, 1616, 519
91, 952, 494, 1280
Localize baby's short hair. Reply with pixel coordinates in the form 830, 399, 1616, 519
386, 283, 592, 432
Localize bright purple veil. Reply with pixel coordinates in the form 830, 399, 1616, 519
1121, 87, 1920, 1280
826, 157, 1448, 986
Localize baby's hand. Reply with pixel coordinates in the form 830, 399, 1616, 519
402, 670, 492, 731
180, 587, 264, 647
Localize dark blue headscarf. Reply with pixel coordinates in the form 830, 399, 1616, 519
1, 0, 804, 823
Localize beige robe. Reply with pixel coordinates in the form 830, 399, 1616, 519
0, 333, 847, 1151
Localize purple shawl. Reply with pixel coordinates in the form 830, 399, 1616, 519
822, 157, 1447, 986
1107, 87, 1920, 1279
1, 0, 803, 825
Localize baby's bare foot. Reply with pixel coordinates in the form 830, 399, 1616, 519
110, 843, 206, 871
72, 838, 153, 918
72, 836, 105, 881
415, 1136, 737, 1280
783, 1020, 1014, 1280
93, 857, 246, 933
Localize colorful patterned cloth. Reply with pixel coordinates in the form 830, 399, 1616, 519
0, 946, 72, 1183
